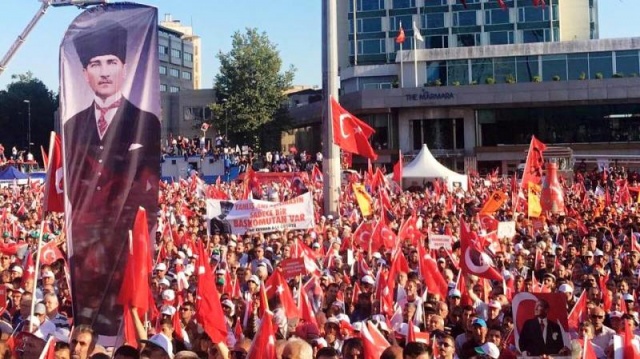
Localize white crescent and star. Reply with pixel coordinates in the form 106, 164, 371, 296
339, 114, 351, 139
464, 247, 492, 274
55, 167, 64, 194
42, 248, 56, 264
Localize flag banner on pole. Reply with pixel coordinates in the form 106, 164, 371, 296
60, 4, 160, 336
43, 132, 64, 213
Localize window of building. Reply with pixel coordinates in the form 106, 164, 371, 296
494, 57, 516, 83
159, 66, 167, 75
357, 0, 385, 11
457, 33, 480, 47
453, 11, 477, 27
412, 119, 464, 151
522, 29, 549, 43
350, 17, 383, 34
424, 0, 447, 6
182, 71, 192, 80
184, 52, 193, 62
518, 6, 549, 22
589, 51, 613, 79
471, 58, 493, 84
390, 15, 414, 31
423, 13, 445, 29
170, 86, 180, 93
485, 9, 510, 25
615, 50, 639, 76
169, 68, 180, 77
171, 49, 181, 59
358, 39, 386, 54
159, 45, 168, 55
160, 84, 167, 92
516, 55, 539, 82
425, 35, 448, 49
541, 54, 567, 81
426, 61, 447, 85
392, 0, 415, 9
489, 31, 514, 45
447, 60, 469, 85
567, 53, 589, 80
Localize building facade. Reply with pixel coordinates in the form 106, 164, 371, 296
288, 0, 640, 174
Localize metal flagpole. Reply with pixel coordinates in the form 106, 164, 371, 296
29, 220, 46, 332
353, 0, 357, 66
322, 0, 341, 216
399, 21, 404, 88
413, 26, 418, 87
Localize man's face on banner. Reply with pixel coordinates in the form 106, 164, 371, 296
83, 54, 126, 100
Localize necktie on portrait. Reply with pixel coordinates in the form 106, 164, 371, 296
539, 319, 546, 343
96, 100, 121, 137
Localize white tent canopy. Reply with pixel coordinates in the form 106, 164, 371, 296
402, 144, 468, 191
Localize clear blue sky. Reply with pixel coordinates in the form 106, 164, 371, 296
0, 0, 637, 91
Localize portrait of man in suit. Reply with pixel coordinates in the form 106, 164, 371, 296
518, 299, 568, 356
63, 19, 160, 336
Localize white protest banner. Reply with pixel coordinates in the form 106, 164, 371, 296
206, 192, 315, 234
497, 221, 516, 240
428, 234, 453, 250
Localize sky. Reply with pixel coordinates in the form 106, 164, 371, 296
0, 0, 638, 92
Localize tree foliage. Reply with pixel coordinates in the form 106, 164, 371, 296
0, 72, 57, 163
211, 28, 295, 150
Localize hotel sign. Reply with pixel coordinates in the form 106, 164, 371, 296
406, 89, 455, 101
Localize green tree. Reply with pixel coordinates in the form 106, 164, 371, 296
211, 28, 295, 151
0, 72, 57, 164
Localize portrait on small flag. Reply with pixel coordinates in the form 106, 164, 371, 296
512, 292, 571, 357
59, 3, 160, 336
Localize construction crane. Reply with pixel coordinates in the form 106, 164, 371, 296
0, 0, 107, 77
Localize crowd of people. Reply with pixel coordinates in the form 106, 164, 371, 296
0, 158, 640, 359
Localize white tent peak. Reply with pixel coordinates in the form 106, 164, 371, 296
402, 144, 468, 191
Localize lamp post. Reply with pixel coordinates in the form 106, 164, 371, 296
222, 98, 229, 141
23, 100, 31, 156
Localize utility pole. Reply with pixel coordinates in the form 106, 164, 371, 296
24, 99, 31, 156
322, 0, 341, 216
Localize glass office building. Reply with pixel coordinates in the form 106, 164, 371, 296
317, 0, 640, 172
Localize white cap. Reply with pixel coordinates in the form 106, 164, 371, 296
42, 271, 55, 279
475, 342, 500, 359
25, 315, 40, 327
488, 300, 501, 310
394, 322, 420, 337
312, 242, 321, 248
248, 275, 261, 286
221, 299, 235, 312
558, 284, 573, 294
162, 289, 175, 302
142, 333, 174, 359
158, 278, 170, 287
161, 305, 176, 316
352, 322, 363, 332
216, 269, 226, 275
361, 275, 375, 285
372, 252, 382, 259
155, 263, 167, 271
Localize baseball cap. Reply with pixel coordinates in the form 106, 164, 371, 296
472, 318, 487, 327
161, 306, 176, 317
558, 284, 573, 294
221, 299, 235, 312
448, 289, 461, 298
42, 271, 55, 279
141, 333, 174, 359
584, 251, 594, 257
34, 302, 46, 315
155, 263, 167, 271
361, 275, 375, 285
475, 342, 500, 359
623, 293, 634, 302
248, 275, 261, 286
488, 300, 501, 310
162, 289, 175, 302
158, 278, 170, 287
11, 266, 23, 275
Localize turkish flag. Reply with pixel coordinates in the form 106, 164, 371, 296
42, 336, 56, 359
521, 135, 547, 189
39, 241, 65, 266
417, 245, 448, 299
567, 290, 587, 332
117, 208, 152, 311
623, 319, 638, 359
43, 132, 64, 213
21, 250, 35, 289
264, 271, 300, 318
330, 96, 378, 160
497, 0, 508, 9
392, 150, 403, 184
361, 321, 390, 359
459, 218, 503, 282
194, 241, 228, 344
298, 284, 318, 328
247, 310, 277, 359
371, 221, 396, 252
580, 339, 597, 359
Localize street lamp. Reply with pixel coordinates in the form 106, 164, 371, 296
23, 100, 31, 156
222, 98, 229, 141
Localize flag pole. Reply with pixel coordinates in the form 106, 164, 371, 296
399, 21, 404, 88
413, 22, 418, 88
29, 220, 46, 332
352, 0, 357, 66
322, 0, 341, 216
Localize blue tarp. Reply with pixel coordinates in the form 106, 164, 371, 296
0, 166, 28, 180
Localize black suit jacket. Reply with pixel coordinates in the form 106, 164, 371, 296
63, 98, 160, 335
518, 317, 565, 356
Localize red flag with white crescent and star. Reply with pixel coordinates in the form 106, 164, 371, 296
39, 240, 65, 266
330, 96, 378, 160
459, 217, 503, 282
43, 132, 64, 213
